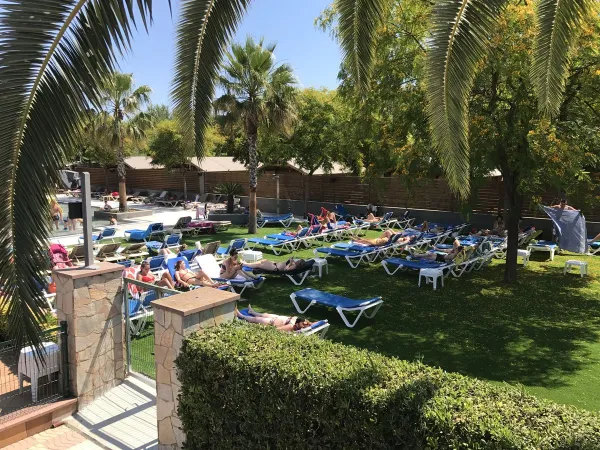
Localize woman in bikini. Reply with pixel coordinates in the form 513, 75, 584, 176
243, 258, 306, 272
137, 261, 175, 289
173, 260, 219, 288
236, 305, 313, 332
221, 249, 257, 280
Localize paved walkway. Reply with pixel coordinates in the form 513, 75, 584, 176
4, 425, 102, 450
65, 375, 158, 450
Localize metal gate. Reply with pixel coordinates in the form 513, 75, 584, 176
123, 277, 177, 380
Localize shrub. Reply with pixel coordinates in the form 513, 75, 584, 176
177, 323, 600, 449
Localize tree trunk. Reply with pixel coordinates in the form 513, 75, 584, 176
227, 195, 234, 214
104, 168, 109, 194
182, 170, 188, 201
503, 174, 523, 284
116, 146, 127, 212
303, 175, 309, 216
247, 125, 258, 234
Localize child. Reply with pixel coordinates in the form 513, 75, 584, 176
195, 202, 202, 220
109, 216, 118, 226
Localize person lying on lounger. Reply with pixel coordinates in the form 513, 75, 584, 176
243, 258, 308, 272
415, 240, 464, 263
221, 249, 258, 280
236, 305, 313, 331
137, 261, 175, 289
353, 230, 416, 247
173, 260, 220, 288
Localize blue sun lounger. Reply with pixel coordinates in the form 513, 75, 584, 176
527, 240, 560, 261
124, 223, 164, 241
247, 236, 299, 255
315, 246, 376, 268
237, 308, 329, 338
257, 212, 295, 228
194, 254, 265, 295
290, 288, 383, 328
381, 257, 450, 276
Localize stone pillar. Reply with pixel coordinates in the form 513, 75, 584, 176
153, 288, 239, 450
53, 262, 125, 408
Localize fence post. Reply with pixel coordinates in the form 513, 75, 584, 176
124, 278, 131, 374
60, 320, 70, 398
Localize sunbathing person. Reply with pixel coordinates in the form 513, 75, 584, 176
363, 212, 381, 223
415, 241, 464, 263
221, 249, 257, 280
353, 230, 416, 247
137, 261, 175, 289
236, 305, 313, 332
173, 260, 219, 288
244, 258, 308, 272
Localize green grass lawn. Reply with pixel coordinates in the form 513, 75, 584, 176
130, 225, 600, 412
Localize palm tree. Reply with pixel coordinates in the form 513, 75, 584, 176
214, 37, 298, 233
0, 0, 383, 350
99, 73, 152, 211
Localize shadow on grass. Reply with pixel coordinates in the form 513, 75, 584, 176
181, 227, 600, 403
244, 258, 600, 392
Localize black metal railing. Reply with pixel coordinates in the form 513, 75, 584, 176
0, 321, 69, 420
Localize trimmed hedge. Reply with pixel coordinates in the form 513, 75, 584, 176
177, 323, 600, 449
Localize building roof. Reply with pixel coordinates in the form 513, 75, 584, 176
189, 157, 248, 172
259, 160, 350, 175
124, 156, 163, 170
125, 156, 247, 172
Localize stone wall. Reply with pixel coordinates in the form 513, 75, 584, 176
54, 263, 125, 408
153, 289, 239, 450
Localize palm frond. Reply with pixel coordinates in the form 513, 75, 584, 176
0, 0, 152, 351
336, 0, 389, 93
532, 0, 594, 116
171, 0, 252, 162
425, 0, 507, 198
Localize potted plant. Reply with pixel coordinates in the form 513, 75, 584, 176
216, 182, 243, 213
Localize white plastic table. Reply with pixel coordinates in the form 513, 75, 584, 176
564, 260, 588, 277
18, 342, 60, 403
239, 250, 263, 263
517, 249, 530, 266
312, 258, 329, 278
419, 268, 444, 290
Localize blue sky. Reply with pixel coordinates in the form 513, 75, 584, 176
119, 0, 342, 106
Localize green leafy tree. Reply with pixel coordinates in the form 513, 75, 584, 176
147, 104, 172, 122
148, 120, 192, 199
99, 72, 152, 211
462, 2, 600, 282
0, 0, 383, 352
287, 89, 354, 212
426, 0, 596, 197
214, 37, 298, 233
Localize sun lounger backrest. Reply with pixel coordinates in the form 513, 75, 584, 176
203, 241, 220, 255
194, 254, 222, 279
166, 257, 189, 280
97, 243, 120, 256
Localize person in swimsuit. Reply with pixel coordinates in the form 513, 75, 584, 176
173, 260, 219, 288
243, 258, 306, 272
418, 240, 464, 263
50, 200, 63, 230
352, 230, 416, 247
137, 261, 175, 289
221, 249, 257, 280
236, 305, 313, 332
